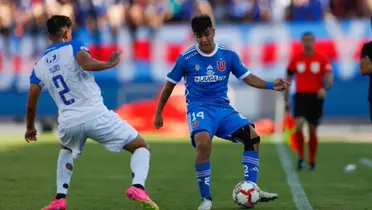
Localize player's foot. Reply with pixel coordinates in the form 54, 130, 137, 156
41, 198, 66, 210
297, 159, 305, 171
126, 186, 159, 210
309, 162, 316, 171
259, 190, 278, 203
197, 198, 212, 210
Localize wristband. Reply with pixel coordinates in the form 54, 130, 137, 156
266, 82, 274, 90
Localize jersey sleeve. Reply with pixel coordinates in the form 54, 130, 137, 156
231, 51, 251, 80
30, 68, 44, 88
71, 40, 90, 59
166, 55, 186, 84
322, 56, 332, 73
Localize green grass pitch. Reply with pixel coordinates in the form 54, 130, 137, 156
1, 134, 372, 210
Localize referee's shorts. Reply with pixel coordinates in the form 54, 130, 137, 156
293, 93, 324, 126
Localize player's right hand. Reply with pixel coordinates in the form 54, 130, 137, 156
107, 51, 122, 68
153, 114, 163, 129
25, 128, 37, 142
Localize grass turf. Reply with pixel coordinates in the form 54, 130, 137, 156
0, 134, 371, 210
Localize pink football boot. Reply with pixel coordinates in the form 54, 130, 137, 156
126, 186, 159, 210
42, 198, 67, 210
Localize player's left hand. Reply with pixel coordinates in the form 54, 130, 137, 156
317, 88, 327, 99
273, 78, 291, 91
25, 128, 37, 142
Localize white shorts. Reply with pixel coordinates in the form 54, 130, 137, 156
58, 111, 138, 159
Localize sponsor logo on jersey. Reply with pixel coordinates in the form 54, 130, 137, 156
194, 64, 227, 83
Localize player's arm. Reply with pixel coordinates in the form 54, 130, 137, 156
360, 44, 372, 75
72, 41, 121, 71
231, 52, 289, 91
155, 81, 177, 116
76, 50, 121, 71
285, 61, 295, 102
323, 63, 334, 90
26, 84, 41, 131
154, 55, 186, 129
25, 70, 43, 142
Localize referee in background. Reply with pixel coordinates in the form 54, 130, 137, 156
360, 20, 372, 123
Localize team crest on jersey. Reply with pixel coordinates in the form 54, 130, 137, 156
217, 61, 226, 71
192, 121, 199, 128
195, 64, 200, 71
296, 62, 305, 73
44, 53, 59, 66
311, 62, 320, 73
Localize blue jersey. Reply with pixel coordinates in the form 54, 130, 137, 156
166, 43, 251, 109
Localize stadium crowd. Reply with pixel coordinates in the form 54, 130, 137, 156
0, 0, 371, 58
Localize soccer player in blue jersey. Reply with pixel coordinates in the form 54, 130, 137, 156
153, 15, 290, 210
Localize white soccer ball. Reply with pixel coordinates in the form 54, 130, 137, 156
232, 181, 260, 208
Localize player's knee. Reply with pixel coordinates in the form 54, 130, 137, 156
295, 118, 305, 132
232, 125, 260, 151
123, 135, 151, 153
194, 131, 212, 159
308, 124, 317, 136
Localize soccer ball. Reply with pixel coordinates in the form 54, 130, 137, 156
232, 181, 260, 208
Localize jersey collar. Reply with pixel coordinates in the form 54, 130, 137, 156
196, 42, 219, 57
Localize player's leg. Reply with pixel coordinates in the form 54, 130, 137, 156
306, 96, 324, 171
188, 108, 216, 210
43, 125, 86, 210
293, 93, 307, 171
86, 111, 158, 210
123, 135, 159, 210
217, 111, 278, 203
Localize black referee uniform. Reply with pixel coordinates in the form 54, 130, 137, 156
360, 41, 372, 122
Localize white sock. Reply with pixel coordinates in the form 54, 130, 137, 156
130, 147, 150, 187
56, 149, 74, 195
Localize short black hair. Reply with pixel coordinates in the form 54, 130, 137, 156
302, 31, 314, 38
46, 15, 72, 37
191, 14, 213, 34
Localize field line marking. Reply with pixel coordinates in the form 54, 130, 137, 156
273, 133, 313, 210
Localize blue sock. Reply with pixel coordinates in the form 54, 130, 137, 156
242, 151, 259, 183
195, 162, 212, 200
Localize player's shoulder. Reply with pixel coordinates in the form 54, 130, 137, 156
217, 44, 236, 54
314, 51, 330, 62
181, 45, 198, 60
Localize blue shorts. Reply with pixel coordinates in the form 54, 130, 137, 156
187, 105, 252, 147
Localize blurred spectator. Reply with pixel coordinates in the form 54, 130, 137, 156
144, 0, 172, 31
286, 0, 324, 21
0, 0, 16, 58
229, 0, 272, 22
326, 0, 370, 19
212, 0, 229, 23
106, 0, 128, 44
